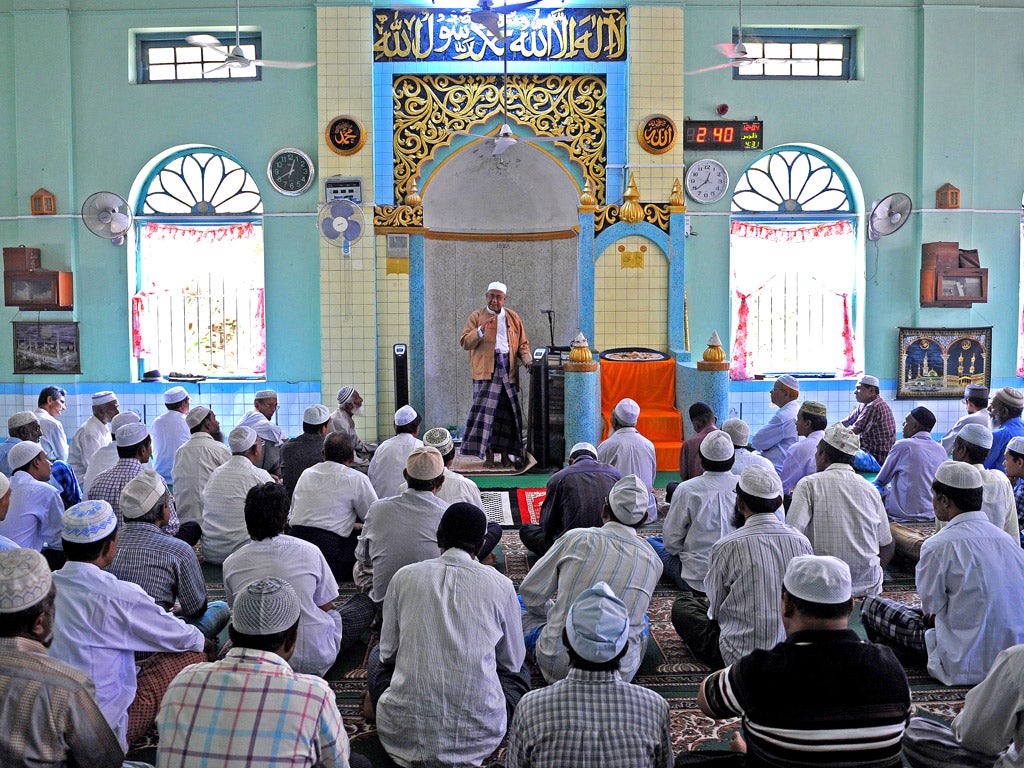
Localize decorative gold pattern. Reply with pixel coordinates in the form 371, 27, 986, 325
404, 179, 422, 206
392, 73, 607, 204
579, 179, 597, 209
374, 205, 423, 230
618, 174, 644, 225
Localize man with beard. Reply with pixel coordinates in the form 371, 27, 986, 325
330, 387, 377, 471
171, 406, 230, 526
985, 387, 1024, 471
672, 465, 812, 669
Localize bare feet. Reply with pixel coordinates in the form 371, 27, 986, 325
360, 690, 376, 722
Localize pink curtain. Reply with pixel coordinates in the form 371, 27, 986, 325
143, 222, 255, 242
254, 287, 266, 375
131, 291, 152, 357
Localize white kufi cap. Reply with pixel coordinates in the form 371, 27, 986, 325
721, 418, 750, 447
858, 374, 880, 388
229, 426, 258, 453
0, 549, 52, 613
423, 427, 454, 456
569, 442, 598, 459
7, 411, 37, 430
254, 389, 277, 400
303, 404, 330, 426
8, 441, 43, 472
186, 406, 212, 429
110, 411, 142, 436
612, 398, 640, 426
62, 499, 117, 544
120, 469, 167, 519
115, 422, 149, 448
957, 423, 993, 450
486, 281, 507, 295
92, 391, 117, 406
784, 555, 852, 604
738, 465, 783, 499
699, 430, 734, 462
823, 424, 859, 456
565, 581, 630, 662
394, 405, 418, 426
607, 474, 649, 525
934, 461, 983, 490
163, 386, 188, 404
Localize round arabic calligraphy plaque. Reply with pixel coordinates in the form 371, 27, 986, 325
325, 115, 366, 156
637, 114, 677, 155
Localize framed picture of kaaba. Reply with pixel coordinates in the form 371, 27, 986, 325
13, 322, 81, 375
897, 326, 991, 399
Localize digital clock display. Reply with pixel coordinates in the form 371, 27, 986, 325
683, 120, 763, 151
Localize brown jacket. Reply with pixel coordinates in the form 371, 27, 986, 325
460, 307, 533, 385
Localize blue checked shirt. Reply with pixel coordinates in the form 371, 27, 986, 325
506, 668, 673, 768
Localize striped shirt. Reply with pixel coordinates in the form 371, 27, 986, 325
89, 457, 181, 536
157, 647, 351, 768
506, 668, 673, 768
702, 628, 911, 767
519, 520, 662, 683
108, 520, 208, 616
704, 514, 813, 665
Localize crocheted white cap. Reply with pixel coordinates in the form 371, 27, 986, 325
721, 418, 750, 447
423, 427, 454, 456
186, 406, 212, 429
62, 499, 117, 544
229, 426, 258, 453
565, 581, 630, 662
607, 474, 649, 525
303, 404, 330, 426
822, 424, 859, 456
612, 398, 640, 426
7, 411, 37, 430
935, 461, 983, 490
163, 386, 188, 404
0, 549, 52, 613
120, 469, 167, 519
8, 441, 44, 472
110, 411, 142, 436
231, 577, 301, 635
0, 473, 10, 498
1008, 436, 1024, 455
115, 422, 149, 448
699, 430, 734, 462
394, 405, 418, 426
777, 374, 800, 394
784, 555, 852, 604
254, 389, 277, 400
957, 423, 993, 450
858, 374, 880, 388
738, 465, 782, 500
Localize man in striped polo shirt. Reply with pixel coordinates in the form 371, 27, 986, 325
691, 555, 910, 767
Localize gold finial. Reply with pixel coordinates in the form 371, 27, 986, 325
405, 179, 422, 207
669, 178, 686, 209
568, 331, 593, 363
697, 330, 730, 371
579, 179, 597, 207
619, 173, 643, 224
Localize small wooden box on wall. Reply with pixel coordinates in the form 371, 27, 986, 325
2, 245, 74, 311
920, 241, 988, 308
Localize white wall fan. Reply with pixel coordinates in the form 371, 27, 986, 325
187, 0, 315, 72
318, 200, 366, 256
867, 193, 913, 240
81, 192, 133, 245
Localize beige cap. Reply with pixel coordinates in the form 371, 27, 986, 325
186, 405, 212, 429
994, 387, 1024, 409
120, 469, 167, 519
0, 549, 52, 613
7, 411, 38, 430
822, 424, 859, 456
406, 446, 444, 480
799, 401, 827, 417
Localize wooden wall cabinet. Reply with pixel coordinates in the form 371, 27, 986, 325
920, 241, 988, 307
4, 270, 74, 310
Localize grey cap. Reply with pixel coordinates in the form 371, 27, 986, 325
231, 577, 301, 635
423, 427, 455, 456
186, 405, 212, 429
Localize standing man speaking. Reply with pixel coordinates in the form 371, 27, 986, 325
460, 281, 533, 469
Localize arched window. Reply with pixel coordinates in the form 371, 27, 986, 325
131, 147, 266, 379
729, 144, 863, 379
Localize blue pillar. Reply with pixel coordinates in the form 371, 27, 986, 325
564, 365, 600, 462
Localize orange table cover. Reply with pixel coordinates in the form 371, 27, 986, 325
599, 357, 683, 471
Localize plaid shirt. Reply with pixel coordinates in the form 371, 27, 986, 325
89, 458, 180, 535
157, 647, 351, 768
842, 396, 896, 464
108, 520, 207, 615
506, 668, 673, 768
1014, 478, 1024, 533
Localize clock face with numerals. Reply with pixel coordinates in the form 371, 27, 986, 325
267, 148, 314, 196
685, 159, 730, 204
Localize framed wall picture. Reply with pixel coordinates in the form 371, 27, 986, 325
897, 326, 991, 399
13, 322, 81, 375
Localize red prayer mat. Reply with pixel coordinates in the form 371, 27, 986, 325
516, 488, 546, 525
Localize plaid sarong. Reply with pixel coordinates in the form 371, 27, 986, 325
860, 595, 927, 652
127, 650, 207, 748
461, 352, 524, 458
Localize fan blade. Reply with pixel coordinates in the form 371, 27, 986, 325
525, 135, 572, 143
343, 220, 363, 242
452, 130, 496, 140
330, 201, 355, 219
204, 62, 230, 74
109, 212, 132, 233
186, 34, 227, 50
469, 10, 503, 38
91, 192, 124, 211
716, 42, 741, 58
685, 61, 739, 75
253, 58, 316, 69
491, 0, 543, 14
321, 218, 343, 240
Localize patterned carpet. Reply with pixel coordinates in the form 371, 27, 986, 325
174, 508, 966, 766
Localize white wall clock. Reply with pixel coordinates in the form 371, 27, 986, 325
685, 158, 729, 204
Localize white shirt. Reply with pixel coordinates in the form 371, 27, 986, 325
940, 409, 991, 454
950, 644, 1024, 766
171, 433, 232, 525
780, 431, 824, 496
752, 400, 800, 473
936, 465, 1020, 539
81, 443, 117, 496
918, 511, 1024, 685
201, 456, 275, 564
704, 514, 813, 665
68, 416, 111, 480
377, 548, 525, 768
236, 409, 286, 446
223, 535, 342, 677
51, 561, 204, 750
367, 433, 424, 499
493, 308, 510, 353
35, 407, 68, 461
0, 471, 64, 551
662, 470, 737, 590
151, 410, 191, 484
787, 463, 893, 596
290, 461, 378, 538
730, 448, 777, 479
519, 521, 662, 684
597, 427, 658, 521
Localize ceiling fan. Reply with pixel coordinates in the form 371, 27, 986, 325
186, 0, 315, 72
403, 0, 544, 40
450, 9, 571, 155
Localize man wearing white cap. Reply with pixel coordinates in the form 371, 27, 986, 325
356, 446, 449, 605
35, 385, 69, 462
598, 397, 657, 521
290, 432, 379, 582
722, 418, 776, 480
874, 406, 948, 523
985, 386, 1024, 471
157, 578, 362, 768
151, 385, 190, 485
280, 403, 331, 496
520, 474, 663, 684
0, 475, 15, 551
698, 555, 910, 766
840, 374, 896, 464
200, 426, 275, 564
110, 469, 229, 641
367, 503, 529, 767
1004, 434, 1024, 536
224, 483, 375, 676
417, 427, 485, 508
862, 462, 1024, 685
751, 375, 801, 474
947, 423, 1018, 537
0, 548, 125, 767
940, 383, 991, 454
519, 441, 621, 557
787, 424, 893, 596
367, 404, 424, 499
673, 465, 813, 669
81, 410, 141, 495
0, 410, 43, 476
648, 431, 737, 592
67, 390, 119, 480
780, 401, 828, 499
0, 441, 64, 567
171, 405, 231, 525
235, 389, 287, 476
460, 281, 533, 469
330, 386, 377, 470
50, 499, 210, 751
508, 582, 672, 768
